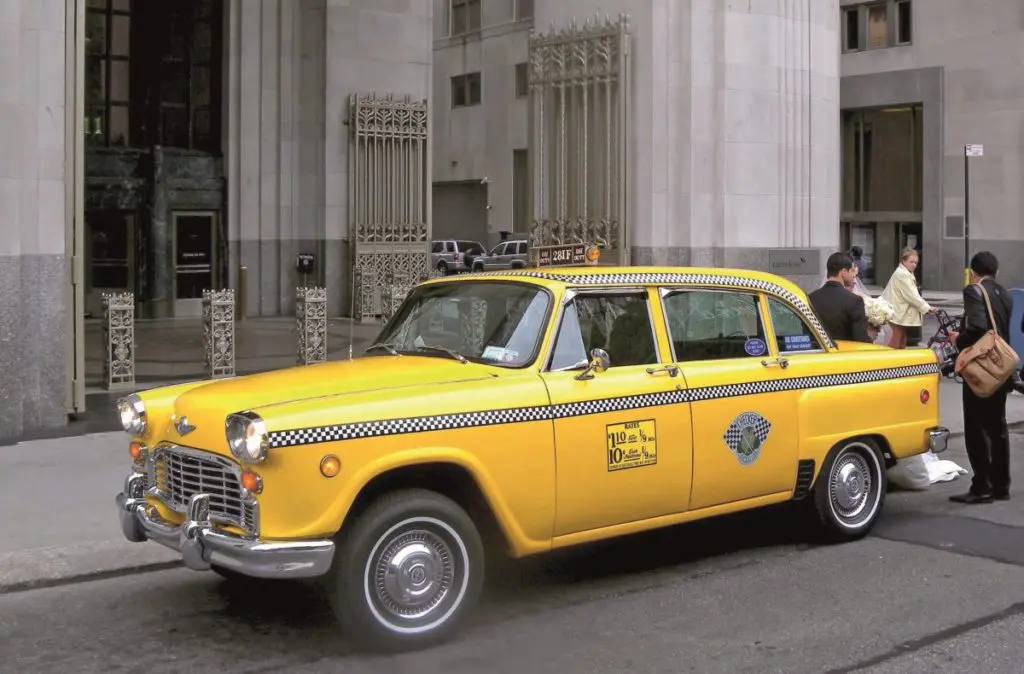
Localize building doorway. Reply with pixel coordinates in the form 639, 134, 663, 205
84, 211, 136, 317
173, 211, 218, 317
841, 220, 923, 288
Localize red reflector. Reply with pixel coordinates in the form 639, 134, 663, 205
920, 389, 930, 404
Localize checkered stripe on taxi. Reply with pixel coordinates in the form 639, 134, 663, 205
265, 363, 939, 449
466, 270, 836, 350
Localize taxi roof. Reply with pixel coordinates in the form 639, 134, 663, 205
426, 265, 811, 300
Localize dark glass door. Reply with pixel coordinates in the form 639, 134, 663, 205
174, 213, 214, 301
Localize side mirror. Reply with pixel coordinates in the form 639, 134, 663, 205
574, 348, 611, 380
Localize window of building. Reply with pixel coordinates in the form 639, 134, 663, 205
662, 290, 768, 362
451, 0, 482, 35
842, 1, 911, 52
512, 149, 529, 231
451, 72, 482, 107
516, 0, 534, 20
83, 0, 223, 152
85, 0, 132, 146
841, 105, 923, 213
766, 297, 824, 354
514, 62, 529, 98
549, 293, 658, 370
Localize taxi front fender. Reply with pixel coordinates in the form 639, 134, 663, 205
324, 446, 552, 558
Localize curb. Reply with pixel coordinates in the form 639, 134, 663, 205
0, 541, 183, 595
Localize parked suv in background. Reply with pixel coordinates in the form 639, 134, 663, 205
471, 239, 529, 271
431, 239, 486, 275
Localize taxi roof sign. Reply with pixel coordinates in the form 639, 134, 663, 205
530, 243, 601, 267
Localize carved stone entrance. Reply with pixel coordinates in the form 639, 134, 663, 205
527, 15, 632, 264
348, 93, 431, 322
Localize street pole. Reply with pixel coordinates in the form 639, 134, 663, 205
963, 144, 983, 286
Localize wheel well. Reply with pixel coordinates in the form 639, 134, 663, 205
812, 434, 894, 486
342, 463, 510, 555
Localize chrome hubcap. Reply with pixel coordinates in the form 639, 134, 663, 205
372, 529, 454, 622
830, 452, 872, 520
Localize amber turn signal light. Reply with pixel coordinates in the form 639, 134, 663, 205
920, 389, 930, 404
240, 470, 263, 494
129, 442, 145, 461
585, 245, 601, 263
320, 455, 341, 478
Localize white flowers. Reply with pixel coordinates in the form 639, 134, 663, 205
862, 294, 895, 327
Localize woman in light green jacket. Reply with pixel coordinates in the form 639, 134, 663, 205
881, 248, 935, 348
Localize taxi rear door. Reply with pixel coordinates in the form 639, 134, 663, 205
658, 286, 800, 511
539, 286, 694, 538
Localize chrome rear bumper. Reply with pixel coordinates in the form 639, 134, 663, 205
927, 426, 950, 454
115, 472, 335, 579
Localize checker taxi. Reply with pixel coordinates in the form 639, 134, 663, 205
114, 250, 949, 652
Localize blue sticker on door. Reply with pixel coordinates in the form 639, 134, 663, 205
744, 337, 767, 356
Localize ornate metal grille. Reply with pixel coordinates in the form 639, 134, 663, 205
296, 286, 328, 364
348, 92, 430, 321
202, 289, 235, 378
528, 15, 632, 264
102, 292, 136, 390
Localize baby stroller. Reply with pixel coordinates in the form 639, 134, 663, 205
926, 309, 962, 382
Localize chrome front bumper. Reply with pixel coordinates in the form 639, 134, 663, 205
927, 426, 950, 454
115, 472, 335, 579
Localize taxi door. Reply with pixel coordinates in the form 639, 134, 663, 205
659, 287, 800, 511
539, 287, 693, 538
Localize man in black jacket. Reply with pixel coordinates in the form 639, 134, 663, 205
947, 251, 1014, 504
808, 252, 872, 344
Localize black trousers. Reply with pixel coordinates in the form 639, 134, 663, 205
962, 384, 1011, 495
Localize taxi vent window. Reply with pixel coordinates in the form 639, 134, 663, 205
664, 290, 766, 362
767, 297, 823, 352
550, 294, 657, 369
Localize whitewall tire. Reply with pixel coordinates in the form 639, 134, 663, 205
328, 489, 484, 652
812, 439, 886, 541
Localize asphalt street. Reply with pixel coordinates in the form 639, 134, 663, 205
1, 377, 1022, 672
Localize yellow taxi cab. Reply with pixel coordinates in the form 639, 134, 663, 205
114, 243, 949, 652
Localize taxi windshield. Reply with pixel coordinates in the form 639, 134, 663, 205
371, 281, 552, 367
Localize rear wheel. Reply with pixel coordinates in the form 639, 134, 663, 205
812, 438, 886, 541
328, 489, 484, 652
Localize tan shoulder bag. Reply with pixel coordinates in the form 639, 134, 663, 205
954, 282, 1020, 398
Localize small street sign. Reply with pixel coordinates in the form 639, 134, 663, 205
965, 144, 984, 157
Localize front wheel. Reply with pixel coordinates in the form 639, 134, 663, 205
812, 438, 886, 541
328, 489, 484, 652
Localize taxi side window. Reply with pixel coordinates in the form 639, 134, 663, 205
663, 289, 767, 362
549, 293, 658, 369
767, 296, 823, 353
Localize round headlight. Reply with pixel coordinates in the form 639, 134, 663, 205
117, 394, 146, 436
225, 413, 268, 463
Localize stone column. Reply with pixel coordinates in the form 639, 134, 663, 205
148, 145, 171, 318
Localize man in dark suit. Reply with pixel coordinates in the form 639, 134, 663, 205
947, 251, 1014, 504
808, 252, 872, 344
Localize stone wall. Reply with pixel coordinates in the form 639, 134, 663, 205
0, 0, 69, 439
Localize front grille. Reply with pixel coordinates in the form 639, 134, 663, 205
148, 445, 257, 534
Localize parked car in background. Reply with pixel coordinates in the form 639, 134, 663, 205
430, 239, 486, 275
471, 239, 530, 271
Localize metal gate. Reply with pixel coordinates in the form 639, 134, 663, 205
527, 14, 632, 264
348, 92, 430, 321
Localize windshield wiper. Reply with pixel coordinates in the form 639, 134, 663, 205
364, 342, 400, 356
412, 344, 469, 364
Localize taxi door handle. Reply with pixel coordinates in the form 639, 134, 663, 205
646, 364, 679, 377
760, 357, 789, 369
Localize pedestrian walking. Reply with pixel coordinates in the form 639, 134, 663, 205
808, 252, 872, 344
880, 248, 934, 349
947, 251, 1014, 504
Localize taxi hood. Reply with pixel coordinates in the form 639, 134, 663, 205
169, 355, 498, 418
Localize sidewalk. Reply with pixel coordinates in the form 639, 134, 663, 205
1, 378, 1020, 593
85, 316, 382, 390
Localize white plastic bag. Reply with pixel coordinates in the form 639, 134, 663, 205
887, 454, 931, 490
920, 451, 968, 484
887, 451, 968, 490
